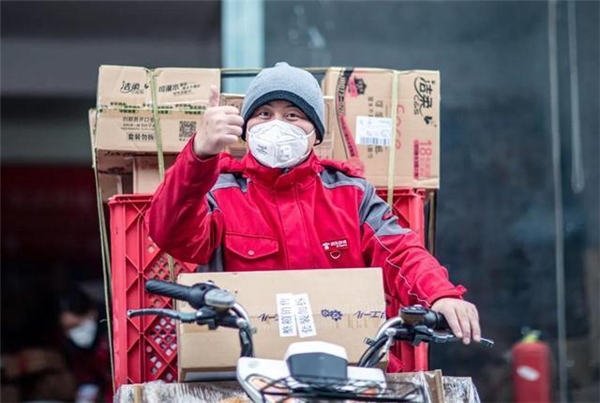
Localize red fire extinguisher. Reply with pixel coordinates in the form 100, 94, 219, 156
512, 330, 552, 403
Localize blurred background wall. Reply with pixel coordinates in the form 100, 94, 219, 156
1, 1, 598, 402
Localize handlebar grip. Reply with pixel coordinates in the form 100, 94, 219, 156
423, 310, 449, 331
146, 279, 191, 302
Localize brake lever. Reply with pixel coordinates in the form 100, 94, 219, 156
430, 332, 459, 344
475, 337, 495, 347
430, 331, 495, 347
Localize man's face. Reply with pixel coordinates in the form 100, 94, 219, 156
246, 100, 317, 147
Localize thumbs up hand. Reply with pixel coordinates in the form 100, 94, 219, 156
193, 86, 244, 159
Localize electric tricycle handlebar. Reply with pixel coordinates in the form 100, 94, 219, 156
127, 279, 254, 358
358, 305, 494, 368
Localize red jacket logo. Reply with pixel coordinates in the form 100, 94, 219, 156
322, 239, 349, 252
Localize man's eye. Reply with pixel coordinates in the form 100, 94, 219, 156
258, 111, 271, 118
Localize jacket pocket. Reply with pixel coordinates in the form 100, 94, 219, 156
224, 233, 279, 267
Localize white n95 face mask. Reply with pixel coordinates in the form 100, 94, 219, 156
68, 318, 97, 349
248, 120, 314, 169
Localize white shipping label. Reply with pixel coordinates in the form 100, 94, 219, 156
355, 116, 393, 147
276, 294, 298, 337
292, 293, 317, 338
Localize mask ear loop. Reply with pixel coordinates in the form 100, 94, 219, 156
297, 130, 317, 162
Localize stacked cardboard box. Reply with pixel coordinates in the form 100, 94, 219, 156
94, 65, 220, 153
90, 66, 337, 200
90, 65, 221, 199
91, 65, 441, 201
322, 68, 440, 189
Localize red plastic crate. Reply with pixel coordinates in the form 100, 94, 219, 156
375, 188, 428, 246
375, 188, 430, 372
108, 195, 197, 388
108, 189, 432, 387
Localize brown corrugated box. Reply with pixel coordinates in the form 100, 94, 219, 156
92, 66, 436, 202
176, 268, 385, 381
322, 68, 440, 188
132, 155, 178, 194
90, 108, 133, 201
94, 65, 220, 153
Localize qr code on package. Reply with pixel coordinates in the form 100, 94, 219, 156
179, 121, 197, 141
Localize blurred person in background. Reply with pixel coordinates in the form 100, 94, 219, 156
148, 62, 481, 372
1, 269, 77, 402
58, 286, 112, 403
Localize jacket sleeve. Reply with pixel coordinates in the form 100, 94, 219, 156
360, 183, 466, 307
146, 139, 224, 264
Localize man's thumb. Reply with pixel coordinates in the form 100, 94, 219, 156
208, 85, 220, 108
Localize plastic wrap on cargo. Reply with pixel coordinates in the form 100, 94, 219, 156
390, 372, 482, 403
114, 373, 480, 403
443, 376, 481, 403
386, 370, 444, 403
114, 381, 250, 403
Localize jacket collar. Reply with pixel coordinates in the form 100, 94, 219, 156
217, 151, 365, 190
241, 151, 322, 190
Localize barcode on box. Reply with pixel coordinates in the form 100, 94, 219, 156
357, 137, 390, 146
355, 116, 392, 147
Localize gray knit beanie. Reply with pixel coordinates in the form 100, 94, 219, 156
241, 62, 325, 144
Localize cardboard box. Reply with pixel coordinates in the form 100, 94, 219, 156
322, 68, 440, 188
176, 268, 385, 381
94, 152, 137, 201
98, 172, 129, 202
90, 108, 129, 200
388, 370, 445, 403
90, 108, 133, 200
133, 155, 178, 194
219, 92, 245, 111
94, 65, 220, 153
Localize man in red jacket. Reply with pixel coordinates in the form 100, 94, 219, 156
148, 62, 481, 371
